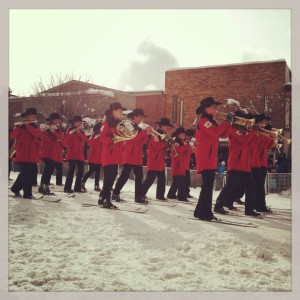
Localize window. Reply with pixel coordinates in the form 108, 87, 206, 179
172, 95, 177, 123
179, 99, 183, 126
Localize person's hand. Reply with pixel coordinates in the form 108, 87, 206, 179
226, 112, 235, 123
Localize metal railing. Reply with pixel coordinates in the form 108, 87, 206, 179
265, 173, 291, 194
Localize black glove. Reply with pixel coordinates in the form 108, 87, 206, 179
252, 124, 260, 130
226, 112, 235, 123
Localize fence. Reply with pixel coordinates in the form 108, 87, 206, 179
265, 173, 291, 194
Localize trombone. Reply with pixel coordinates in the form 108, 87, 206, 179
14, 120, 38, 126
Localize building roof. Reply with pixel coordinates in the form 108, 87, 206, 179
166, 59, 287, 73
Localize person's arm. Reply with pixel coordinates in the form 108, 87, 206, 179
24, 124, 42, 139
99, 123, 113, 145
198, 118, 231, 137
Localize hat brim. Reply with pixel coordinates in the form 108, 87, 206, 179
155, 122, 174, 127
196, 101, 221, 115
20, 112, 42, 118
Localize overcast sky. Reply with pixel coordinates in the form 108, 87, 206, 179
9, 9, 291, 96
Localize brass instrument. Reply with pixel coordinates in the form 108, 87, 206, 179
113, 119, 138, 143
14, 120, 38, 126
278, 135, 292, 144
165, 133, 179, 157
192, 116, 199, 126
184, 138, 195, 153
216, 111, 255, 129
257, 127, 281, 139
139, 122, 167, 140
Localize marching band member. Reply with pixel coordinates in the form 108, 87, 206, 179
193, 97, 232, 221
167, 127, 190, 202
112, 109, 150, 203
184, 129, 196, 198
10, 107, 42, 199
141, 118, 172, 201
81, 122, 102, 192
39, 113, 64, 195
98, 102, 127, 208
63, 116, 88, 193
214, 112, 262, 217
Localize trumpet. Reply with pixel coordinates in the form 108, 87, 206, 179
257, 127, 281, 139
184, 138, 195, 153
139, 122, 167, 140
113, 119, 138, 144
14, 120, 38, 126
216, 111, 255, 130
165, 132, 179, 157
278, 134, 292, 144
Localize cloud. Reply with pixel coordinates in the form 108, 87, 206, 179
117, 40, 179, 91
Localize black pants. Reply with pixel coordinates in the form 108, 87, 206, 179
167, 175, 187, 200
64, 160, 84, 191
252, 167, 266, 211
194, 170, 215, 218
261, 166, 268, 194
41, 158, 56, 185
185, 170, 191, 196
32, 164, 38, 186
215, 170, 255, 213
82, 163, 102, 186
11, 162, 36, 198
9, 159, 12, 178
142, 170, 166, 199
113, 164, 143, 198
100, 164, 118, 199
55, 162, 63, 185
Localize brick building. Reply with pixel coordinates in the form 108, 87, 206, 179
9, 80, 164, 129
165, 59, 291, 158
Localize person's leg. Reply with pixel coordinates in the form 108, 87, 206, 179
64, 160, 76, 191
194, 170, 216, 219
82, 163, 95, 182
156, 171, 166, 199
99, 165, 118, 207
141, 171, 156, 197
133, 165, 143, 199
113, 164, 132, 195
55, 162, 63, 185
177, 176, 188, 201
185, 170, 191, 197
167, 176, 178, 199
10, 163, 25, 196
74, 161, 84, 191
94, 164, 101, 187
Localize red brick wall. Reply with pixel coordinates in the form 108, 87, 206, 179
135, 93, 166, 128
165, 60, 290, 131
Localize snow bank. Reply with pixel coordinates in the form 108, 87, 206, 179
8, 172, 291, 292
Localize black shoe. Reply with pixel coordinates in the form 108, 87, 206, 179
234, 199, 245, 205
64, 189, 74, 193
74, 189, 84, 193
94, 185, 101, 192
23, 196, 33, 199
81, 182, 87, 193
199, 214, 218, 221
112, 194, 123, 202
224, 205, 238, 211
167, 195, 177, 200
214, 206, 229, 215
156, 197, 167, 201
98, 198, 104, 205
38, 186, 44, 193
178, 198, 189, 202
135, 197, 148, 204
102, 198, 117, 209
43, 184, 51, 195
10, 187, 22, 197
257, 207, 273, 214
245, 210, 262, 217
186, 194, 194, 198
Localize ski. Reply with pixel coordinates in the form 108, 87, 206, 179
183, 216, 260, 228
169, 199, 196, 205
34, 194, 62, 202
49, 190, 76, 198
81, 203, 149, 213
147, 199, 177, 207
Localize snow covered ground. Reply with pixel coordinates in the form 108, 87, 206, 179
8, 171, 291, 292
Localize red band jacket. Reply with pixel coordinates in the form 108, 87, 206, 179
195, 118, 230, 173
100, 120, 125, 166
40, 129, 64, 163
10, 124, 42, 163
258, 135, 275, 167
122, 128, 148, 166
146, 135, 168, 171
87, 133, 102, 165
170, 138, 190, 176
64, 128, 88, 161
227, 127, 257, 172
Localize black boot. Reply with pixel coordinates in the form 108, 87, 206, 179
112, 194, 124, 202
102, 198, 117, 209
81, 181, 87, 193
214, 205, 229, 215
94, 185, 101, 192
245, 210, 262, 217
135, 197, 148, 204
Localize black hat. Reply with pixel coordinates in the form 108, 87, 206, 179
234, 111, 247, 118
174, 127, 186, 136
93, 122, 102, 133
185, 129, 195, 137
109, 102, 127, 111
46, 112, 62, 122
69, 115, 83, 123
195, 97, 222, 115
255, 113, 271, 123
20, 107, 41, 118
128, 108, 148, 119
155, 118, 174, 127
